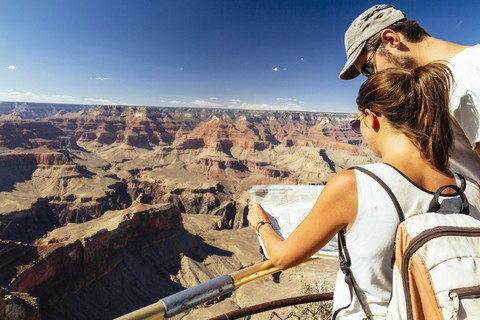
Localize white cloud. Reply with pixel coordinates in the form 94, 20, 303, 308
300, 58, 304, 61
84, 97, 112, 104
229, 99, 241, 104
0, 89, 116, 105
53, 95, 76, 101
169, 100, 186, 104
276, 97, 297, 101
192, 99, 222, 107
227, 102, 305, 111
272, 67, 279, 71
0, 90, 77, 103
5, 65, 16, 70
96, 77, 107, 81
208, 97, 218, 101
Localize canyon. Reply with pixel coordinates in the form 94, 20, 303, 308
0, 102, 374, 319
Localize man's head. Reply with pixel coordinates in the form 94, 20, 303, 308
339, 5, 429, 80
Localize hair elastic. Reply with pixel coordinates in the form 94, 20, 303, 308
410, 68, 417, 78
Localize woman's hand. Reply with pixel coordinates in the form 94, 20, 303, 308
247, 201, 270, 227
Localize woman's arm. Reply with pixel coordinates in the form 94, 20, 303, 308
247, 169, 358, 270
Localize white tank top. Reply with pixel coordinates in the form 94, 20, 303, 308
332, 163, 480, 319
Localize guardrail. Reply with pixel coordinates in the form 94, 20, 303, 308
208, 292, 334, 320
115, 257, 326, 320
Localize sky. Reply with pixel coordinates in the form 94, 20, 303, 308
0, 0, 477, 114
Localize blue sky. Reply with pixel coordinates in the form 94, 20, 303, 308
0, 0, 477, 113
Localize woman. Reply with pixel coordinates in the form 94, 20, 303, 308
247, 63, 480, 319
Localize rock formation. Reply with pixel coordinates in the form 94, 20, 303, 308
0, 103, 374, 319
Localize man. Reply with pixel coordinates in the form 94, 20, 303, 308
340, 4, 480, 183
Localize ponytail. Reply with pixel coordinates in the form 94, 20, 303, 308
356, 62, 453, 172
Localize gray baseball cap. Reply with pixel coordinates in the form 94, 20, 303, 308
339, 5, 406, 80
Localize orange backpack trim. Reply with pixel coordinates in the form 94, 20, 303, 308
395, 223, 444, 320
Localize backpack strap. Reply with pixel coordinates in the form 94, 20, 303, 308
456, 172, 467, 190
333, 166, 404, 320
428, 184, 470, 214
332, 229, 373, 320
352, 166, 405, 222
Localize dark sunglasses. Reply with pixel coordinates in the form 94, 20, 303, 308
350, 113, 365, 134
361, 41, 382, 77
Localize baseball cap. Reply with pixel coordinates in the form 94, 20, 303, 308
339, 5, 406, 80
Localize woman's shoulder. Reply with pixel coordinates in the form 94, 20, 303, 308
326, 164, 385, 191
322, 169, 358, 199
328, 168, 357, 186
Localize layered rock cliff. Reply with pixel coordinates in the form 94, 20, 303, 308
0, 103, 374, 319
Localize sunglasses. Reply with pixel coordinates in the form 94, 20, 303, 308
350, 113, 365, 134
361, 41, 382, 77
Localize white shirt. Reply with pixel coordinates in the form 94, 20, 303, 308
448, 44, 480, 184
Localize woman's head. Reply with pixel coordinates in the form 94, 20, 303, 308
356, 62, 453, 172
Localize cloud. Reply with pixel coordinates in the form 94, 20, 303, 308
272, 67, 279, 71
96, 77, 108, 81
5, 65, 17, 70
53, 95, 76, 100
276, 97, 297, 101
84, 97, 112, 104
0, 89, 116, 105
169, 100, 186, 104
192, 99, 222, 107
208, 97, 218, 101
0, 90, 77, 103
227, 102, 305, 111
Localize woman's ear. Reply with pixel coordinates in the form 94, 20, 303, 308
371, 114, 379, 130
365, 109, 380, 131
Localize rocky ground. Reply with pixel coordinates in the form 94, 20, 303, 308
0, 103, 374, 319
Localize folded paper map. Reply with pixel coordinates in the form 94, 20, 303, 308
250, 185, 338, 260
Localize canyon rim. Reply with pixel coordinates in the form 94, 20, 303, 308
0, 102, 375, 319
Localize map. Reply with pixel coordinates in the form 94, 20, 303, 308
250, 185, 338, 260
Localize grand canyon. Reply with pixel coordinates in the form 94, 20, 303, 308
0, 102, 375, 319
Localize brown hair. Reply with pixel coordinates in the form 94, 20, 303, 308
356, 63, 453, 172
364, 19, 430, 53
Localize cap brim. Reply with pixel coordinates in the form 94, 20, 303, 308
338, 41, 365, 80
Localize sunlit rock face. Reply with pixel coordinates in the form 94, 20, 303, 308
0, 103, 374, 319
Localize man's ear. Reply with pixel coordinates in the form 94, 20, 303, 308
380, 29, 401, 49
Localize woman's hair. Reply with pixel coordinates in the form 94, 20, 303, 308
356, 62, 454, 172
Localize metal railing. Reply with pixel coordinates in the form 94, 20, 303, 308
208, 292, 333, 320
114, 257, 332, 320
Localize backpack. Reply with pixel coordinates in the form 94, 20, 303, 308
334, 166, 480, 320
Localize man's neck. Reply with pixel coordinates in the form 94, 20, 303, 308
411, 37, 470, 65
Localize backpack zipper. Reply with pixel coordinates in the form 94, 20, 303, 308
401, 226, 480, 320
449, 286, 480, 300
448, 286, 480, 320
